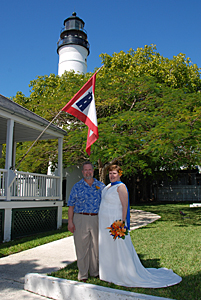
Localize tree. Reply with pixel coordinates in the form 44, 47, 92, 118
12, 45, 201, 184
100, 45, 201, 92
13, 72, 88, 173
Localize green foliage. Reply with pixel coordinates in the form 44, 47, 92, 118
12, 45, 201, 180
100, 45, 201, 92
15, 140, 56, 173
0, 144, 6, 169
13, 72, 90, 172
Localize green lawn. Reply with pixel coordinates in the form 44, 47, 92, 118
0, 203, 200, 299
51, 203, 201, 300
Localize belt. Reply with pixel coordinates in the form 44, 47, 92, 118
78, 212, 98, 216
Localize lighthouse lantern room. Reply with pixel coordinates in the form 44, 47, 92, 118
57, 12, 90, 76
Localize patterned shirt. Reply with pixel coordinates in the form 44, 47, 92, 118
67, 178, 105, 213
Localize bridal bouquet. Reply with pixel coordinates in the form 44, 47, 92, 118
107, 219, 128, 240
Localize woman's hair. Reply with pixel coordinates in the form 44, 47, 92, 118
108, 164, 122, 176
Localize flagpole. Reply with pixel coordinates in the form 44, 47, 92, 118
95, 65, 104, 74
15, 109, 63, 170
15, 65, 104, 169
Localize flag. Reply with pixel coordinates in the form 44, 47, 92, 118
62, 73, 98, 155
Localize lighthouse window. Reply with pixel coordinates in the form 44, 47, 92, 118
66, 20, 74, 30
75, 20, 79, 29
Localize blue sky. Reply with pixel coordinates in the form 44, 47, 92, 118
1, 0, 201, 98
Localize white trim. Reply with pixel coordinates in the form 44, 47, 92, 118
0, 111, 64, 138
0, 200, 63, 209
10, 196, 60, 200
15, 170, 60, 178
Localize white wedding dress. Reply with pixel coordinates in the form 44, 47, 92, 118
99, 183, 182, 288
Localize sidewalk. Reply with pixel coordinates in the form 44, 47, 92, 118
0, 210, 161, 300
0, 236, 76, 299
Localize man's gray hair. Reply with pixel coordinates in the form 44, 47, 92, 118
82, 161, 94, 170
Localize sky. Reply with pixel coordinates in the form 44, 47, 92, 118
0, 0, 201, 98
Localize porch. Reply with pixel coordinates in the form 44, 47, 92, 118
0, 94, 67, 242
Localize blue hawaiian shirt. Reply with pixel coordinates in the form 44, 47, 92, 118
67, 178, 105, 213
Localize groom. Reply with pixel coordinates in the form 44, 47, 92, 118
67, 162, 105, 282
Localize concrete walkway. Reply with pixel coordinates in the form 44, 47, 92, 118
0, 210, 161, 300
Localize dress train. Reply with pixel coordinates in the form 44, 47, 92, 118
99, 183, 182, 288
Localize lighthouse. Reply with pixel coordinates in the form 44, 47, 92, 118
57, 12, 90, 76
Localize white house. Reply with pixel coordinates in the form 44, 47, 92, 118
0, 94, 67, 242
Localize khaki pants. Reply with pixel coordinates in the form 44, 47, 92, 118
73, 213, 99, 280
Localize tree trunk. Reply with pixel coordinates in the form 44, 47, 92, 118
98, 159, 107, 184
98, 158, 119, 184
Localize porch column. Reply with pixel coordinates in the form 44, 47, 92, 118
57, 137, 63, 229
4, 119, 14, 242
4, 208, 12, 242
5, 119, 14, 201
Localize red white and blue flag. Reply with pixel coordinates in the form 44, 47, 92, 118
62, 73, 98, 155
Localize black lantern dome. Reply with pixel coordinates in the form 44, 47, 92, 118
57, 12, 90, 55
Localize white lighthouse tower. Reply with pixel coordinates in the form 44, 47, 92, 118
57, 12, 90, 76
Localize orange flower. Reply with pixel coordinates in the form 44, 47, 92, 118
118, 170, 123, 177
96, 186, 100, 190
107, 219, 128, 240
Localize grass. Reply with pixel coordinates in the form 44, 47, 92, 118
0, 206, 71, 258
0, 204, 200, 299
62, 206, 69, 219
50, 203, 201, 300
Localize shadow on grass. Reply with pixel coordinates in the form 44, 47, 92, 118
133, 204, 201, 227
138, 254, 161, 268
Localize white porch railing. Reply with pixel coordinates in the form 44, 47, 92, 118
0, 169, 60, 200
0, 169, 7, 199
11, 171, 60, 200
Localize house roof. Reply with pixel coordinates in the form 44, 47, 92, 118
0, 94, 67, 144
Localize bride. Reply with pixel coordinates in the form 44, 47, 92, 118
98, 164, 182, 288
